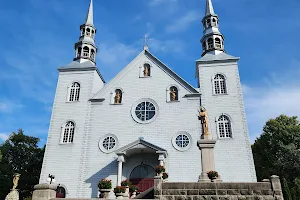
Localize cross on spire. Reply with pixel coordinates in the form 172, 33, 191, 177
141, 34, 152, 50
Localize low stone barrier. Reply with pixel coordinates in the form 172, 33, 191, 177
154, 176, 284, 200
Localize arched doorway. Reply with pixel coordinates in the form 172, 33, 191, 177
130, 164, 155, 192
56, 185, 66, 198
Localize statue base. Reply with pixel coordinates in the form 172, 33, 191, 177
5, 189, 19, 200
32, 183, 57, 200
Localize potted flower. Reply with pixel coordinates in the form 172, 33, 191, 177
130, 185, 139, 198
207, 170, 219, 182
121, 180, 131, 198
155, 165, 165, 176
114, 186, 126, 199
162, 172, 169, 181
98, 179, 112, 198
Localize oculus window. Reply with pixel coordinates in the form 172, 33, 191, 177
172, 132, 192, 151
99, 134, 118, 153
131, 99, 158, 124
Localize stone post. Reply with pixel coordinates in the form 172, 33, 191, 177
32, 183, 57, 200
154, 175, 162, 199
197, 139, 217, 182
270, 175, 284, 199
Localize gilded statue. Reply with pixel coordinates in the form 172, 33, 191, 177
12, 173, 21, 190
199, 107, 209, 136
170, 89, 177, 101
143, 66, 149, 76
114, 92, 121, 104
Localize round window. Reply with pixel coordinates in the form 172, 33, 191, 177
131, 99, 158, 124
99, 134, 118, 153
172, 132, 192, 151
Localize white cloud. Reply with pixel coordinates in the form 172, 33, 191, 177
166, 11, 200, 33
243, 65, 300, 143
0, 133, 9, 141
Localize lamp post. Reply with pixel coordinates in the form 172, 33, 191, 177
47, 174, 56, 184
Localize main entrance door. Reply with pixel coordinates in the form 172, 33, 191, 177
130, 164, 155, 192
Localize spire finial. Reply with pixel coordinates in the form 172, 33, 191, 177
141, 34, 152, 50
205, 0, 215, 16
85, 0, 94, 26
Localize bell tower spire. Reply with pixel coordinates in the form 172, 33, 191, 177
201, 0, 225, 56
74, 0, 97, 64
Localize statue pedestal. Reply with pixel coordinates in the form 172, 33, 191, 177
5, 189, 19, 200
32, 183, 57, 200
197, 139, 218, 182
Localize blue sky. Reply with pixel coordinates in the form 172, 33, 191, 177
0, 0, 300, 145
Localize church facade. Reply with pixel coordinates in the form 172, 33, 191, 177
40, 0, 257, 198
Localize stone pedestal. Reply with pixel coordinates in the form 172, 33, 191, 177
197, 139, 217, 182
32, 183, 57, 200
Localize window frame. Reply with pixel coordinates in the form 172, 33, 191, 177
171, 132, 192, 152
131, 99, 158, 124
98, 134, 118, 153
212, 73, 227, 95
216, 114, 233, 139
60, 121, 76, 144
68, 82, 81, 102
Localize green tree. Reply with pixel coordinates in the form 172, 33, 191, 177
252, 115, 300, 198
0, 129, 45, 200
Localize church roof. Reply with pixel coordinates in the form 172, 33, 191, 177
115, 138, 167, 157
58, 61, 105, 83
144, 50, 199, 94
197, 52, 239, 63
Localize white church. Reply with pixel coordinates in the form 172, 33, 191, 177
40, 0, 257, 198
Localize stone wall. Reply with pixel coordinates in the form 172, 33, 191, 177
154, 176, 284, 200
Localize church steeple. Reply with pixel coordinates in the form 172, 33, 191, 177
201, 0, 225, 56
74, 0, 97, 64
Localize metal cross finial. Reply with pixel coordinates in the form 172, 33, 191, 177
141, 34, 152, 50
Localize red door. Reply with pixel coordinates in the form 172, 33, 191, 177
129, 164, 155, 192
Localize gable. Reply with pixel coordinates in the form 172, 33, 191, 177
92, 50, 199, 100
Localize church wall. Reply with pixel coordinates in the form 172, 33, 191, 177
78, 54, 202, 197
40, 70, 99, 197
198, 61, 257, 182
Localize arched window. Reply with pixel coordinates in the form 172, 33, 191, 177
86, 28, 90, 36
82, 28, 85, 36
83, 46, 89, 57
217, 115, 232, 138
91, 49, 95, 60
212, 18, 217, 26
69, 82, 80, 102
56, 185, 66, 198
114, 89, 122, 104
215, 38, 221, 48
143, 64, 151, 77
91, 30, 95, 38
206, 19, 211, 27
169, 86, 178, 101
208, 38, 213, 49
62, 121, 75, 143
213, 74, 227, 94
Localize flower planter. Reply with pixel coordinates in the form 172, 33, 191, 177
131, 191, 137, 198
115, 193, 124, 199
210, 176, 217, 182
99, 188, 111, 198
